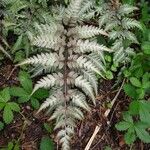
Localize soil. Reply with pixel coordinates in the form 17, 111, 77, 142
0, 60, 150, 150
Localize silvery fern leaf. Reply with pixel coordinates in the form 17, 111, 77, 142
122, 18, 142, 30
76, 56, 103, 75
75, 76, 95, 104
18, 0, 111, 149
119, 4, 138, 15
76, 39, 111, 53
72, 93, 90, 111
77, 25, 108, 38
32, 74, 56, 93
17, 53, 57, 66
82, 70, 98, 95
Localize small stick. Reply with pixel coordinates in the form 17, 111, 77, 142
7, 66, 17, 80
84, 125, 102, 150
84, 79, 125, 150
104, 79, 125, 117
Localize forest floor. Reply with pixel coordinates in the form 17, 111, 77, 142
0, 60, 150, 150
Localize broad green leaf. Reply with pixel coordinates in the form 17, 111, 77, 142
123, 112, 133, 123
18, 96, 30, 103
142, 41, 150, 55
8, 102, 20, 112
19, 71, 33, 93
136, 88, 145, 99
0, 88, 10, 102
0, 121, 4, 131
130, 77, 141, 87
40, 136, 54, 150
31, 98, 40, 109
135, 122, 149, 129
115, 121, 131, 131
9, 87, 29, 97
0, 103, 6, 110
3, 105, 14, 124
124, 128, 136, 145
32, 89, 49, 100
123, 84, 137, 99
135, 127, 150, 143
129, 101, 139, 115
139, 101, 150, 124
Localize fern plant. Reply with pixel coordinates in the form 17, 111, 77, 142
18, 0, 111, 149
96, 1, 142, 65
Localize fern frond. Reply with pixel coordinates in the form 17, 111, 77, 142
18, 0, 110, 149
17, 53, 57, 66
119, 4, 138, 15
64, 0, 83, 25
87, 53, 106, 72
31, 34, 62, 49
122, 18, 142, 30
77, 25, 108, 38
76, 56, 103, 75
75, 76, 95, 104
71, 91, 91, 111
37, 89, 61, 113
82, 70, 98, 95
76, 39, 111, 53
32, 74, 56, 93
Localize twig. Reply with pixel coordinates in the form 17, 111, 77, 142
104, 79, 125, 117
84, 79, 125, 150
7, 66, 17, 80
84, 125, 102, 150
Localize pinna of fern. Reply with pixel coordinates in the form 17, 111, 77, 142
80, 0, 142, 65
17, 0, 111, 149
96, 1, 142, 64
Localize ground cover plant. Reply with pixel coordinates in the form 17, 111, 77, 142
0, 0, 150, 149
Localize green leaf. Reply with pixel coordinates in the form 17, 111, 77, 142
139, 101, 150, 124
31, 98, 40, 109
135, 127, 150, 143
124, 128, 136, 145
44, 123, 53, 133
8, 142, 14, 150
9, 87, 29, 97
40, 136, 54, 150
0, 88, 10, 103
3, 105, 14, 124
19, 71, 33, 93
106, 71, 113, 79
136, 89, 145, 99
115, 121, 131, 131
0, 121, 4, 131
18, 96, 30, 103
0, 102, 6, 110
129, 101, 139, 115
32, 89, 49, 100
142, 41, 150, 54
14, 142, 20, 150
12, 34, 23, 53
8, 102, 20, 112
130, 77, 141, 87
123, 84, 137, 99
123, 112, 133, 123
